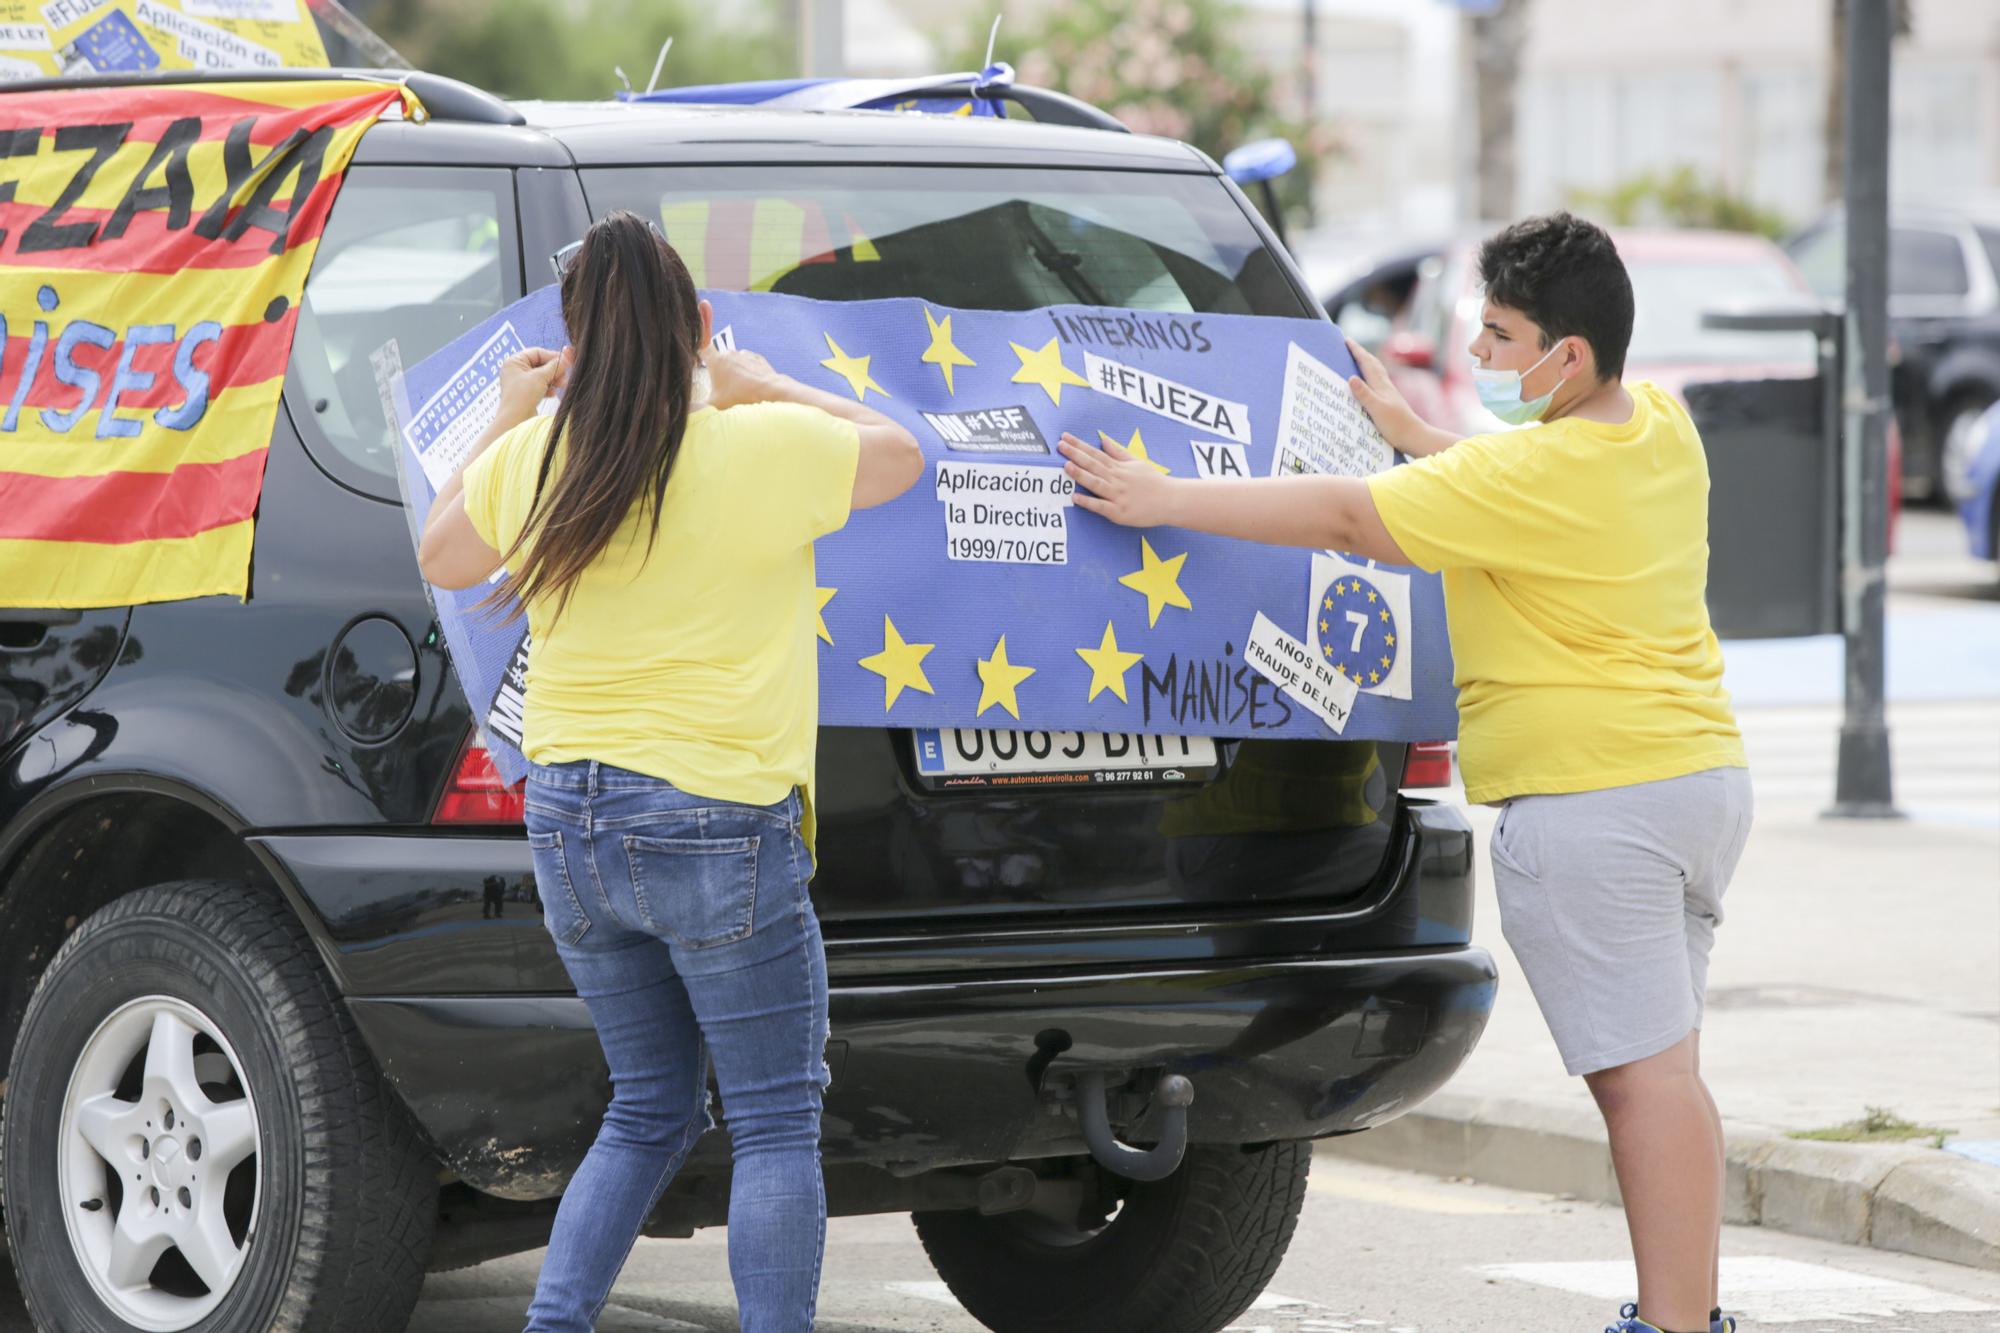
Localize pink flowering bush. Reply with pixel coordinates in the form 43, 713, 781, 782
959, 0, 1341, 226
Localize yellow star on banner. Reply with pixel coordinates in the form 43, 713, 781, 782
1076, 621, 1144, 703
921, 307, 976, 394
1117, 537, 1192, 627
821, 333, 888, 401
815, 587, 837, 644
1385, 633, 1396, 647
1010, 337, 1088, 405
1319, 618, 1330, 634
1380, 608, 1391, 622
1369, 669, 1381, 684
1098, 427, 1170, 475
1367, 589, 1379, 603
975, 635, 1037, 720
1323, 595, 1334, 611
857, 615, 933, 709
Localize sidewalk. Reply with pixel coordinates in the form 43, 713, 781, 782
1328, 689, 2000, 1271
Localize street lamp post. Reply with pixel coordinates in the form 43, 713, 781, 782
1831, 0, 1899, 819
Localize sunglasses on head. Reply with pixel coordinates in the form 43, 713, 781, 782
549, 218, 669, 282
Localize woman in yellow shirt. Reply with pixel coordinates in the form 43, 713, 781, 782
417, 211, 922, 1333
1060, 214, 1749, 1333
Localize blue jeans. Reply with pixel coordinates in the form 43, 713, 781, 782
520, 760, 830, 1333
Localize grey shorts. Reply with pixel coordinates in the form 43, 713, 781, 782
1491, 766, 1754, 1077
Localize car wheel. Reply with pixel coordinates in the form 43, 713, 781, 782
1, 880, 437, 1333
913, 1141, 1310, 1333
1940, 394, 1996, 507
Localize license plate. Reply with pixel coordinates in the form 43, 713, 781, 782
911, 728, 1218, 790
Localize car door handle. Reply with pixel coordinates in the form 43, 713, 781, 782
0, 608, 83, 626
0, 608, 82, 651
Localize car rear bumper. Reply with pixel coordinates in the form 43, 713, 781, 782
348, 946, 1497, 1201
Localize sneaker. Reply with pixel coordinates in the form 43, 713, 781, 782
1602, 1307, 1734, 1333
1605, 1309, 1666, 1333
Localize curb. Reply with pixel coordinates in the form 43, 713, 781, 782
1319, 1091, 2000, 1271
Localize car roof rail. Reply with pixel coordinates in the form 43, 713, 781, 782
0, 67, 525, 127
622, 65, 1128, 134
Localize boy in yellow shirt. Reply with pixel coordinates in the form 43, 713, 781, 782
1059, 213, 1749, 1333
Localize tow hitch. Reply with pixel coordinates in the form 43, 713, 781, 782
1075, 1070, 1194, 1182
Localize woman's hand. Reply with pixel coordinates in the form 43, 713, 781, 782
1058, 431, 1182, 528
704, 349, 789, 410
493, 346, 569, 432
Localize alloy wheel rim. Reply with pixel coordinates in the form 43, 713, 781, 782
1941, 405, 1988, 505
57, 995, 262, 1331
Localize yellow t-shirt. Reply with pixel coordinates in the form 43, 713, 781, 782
461, 402, 860, 851
1365, 381, 1745, 806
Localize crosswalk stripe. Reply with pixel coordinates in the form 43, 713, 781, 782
1480, 1256, 2000, 1322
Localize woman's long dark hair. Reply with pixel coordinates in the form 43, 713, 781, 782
481, 210, 704, 619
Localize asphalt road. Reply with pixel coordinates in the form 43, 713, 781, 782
9, 1154, 1996, 1332
393, 1154, 2000, 1332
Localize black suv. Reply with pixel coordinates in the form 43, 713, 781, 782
1790, 205, 2000, 504
0, 68, 1495, 1333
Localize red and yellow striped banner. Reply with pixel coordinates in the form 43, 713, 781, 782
0, 78, 417, 608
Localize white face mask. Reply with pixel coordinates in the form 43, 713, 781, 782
1470, 340, 1565, 425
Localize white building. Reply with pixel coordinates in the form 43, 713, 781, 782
861, 0, 2000, 232
1516, 0, 2000, 226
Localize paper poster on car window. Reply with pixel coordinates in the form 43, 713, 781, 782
0, 0, 327, 79
1270, 340, 1393, 478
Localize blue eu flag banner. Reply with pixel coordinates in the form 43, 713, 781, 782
395, 287, 1457, 785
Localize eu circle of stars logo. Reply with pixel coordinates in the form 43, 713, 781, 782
1318, 573, 1400, 689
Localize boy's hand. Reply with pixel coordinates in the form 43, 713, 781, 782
1059, 431, 1180, 528
1345, 336, 1419, 437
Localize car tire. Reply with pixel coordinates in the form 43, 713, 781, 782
0, 879, 437, 1333
913, 1141, 1310, 1333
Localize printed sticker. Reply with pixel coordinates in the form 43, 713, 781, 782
485, 631, 531, 750
69, 9, 159, 71
1082, 352, 1251, 445
935, 458, 1073, 566
1245, 611, 1359, 734
180, 0, 300, 21
0, 23, 54, 49
134, 0, 281, 69
1309, 553, 1412, 700
1270, 340, 1392, 478
403, 321, 526, 490
1189, 440, 1249, 479
922, 404, 1049, 455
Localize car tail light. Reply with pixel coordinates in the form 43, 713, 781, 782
1401, 741, 1454, 789
434, 736, 526, 825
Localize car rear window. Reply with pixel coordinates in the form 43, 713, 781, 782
580, 166, 1309, 318
1891, 227, 1971, 299
1626, 258, 1817, 366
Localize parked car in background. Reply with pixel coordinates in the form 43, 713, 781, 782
1788, 204, 2000, 505
1311, 228, 1477, 432
1358, 226, 1900, 541
1955, 401, 2000, 574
